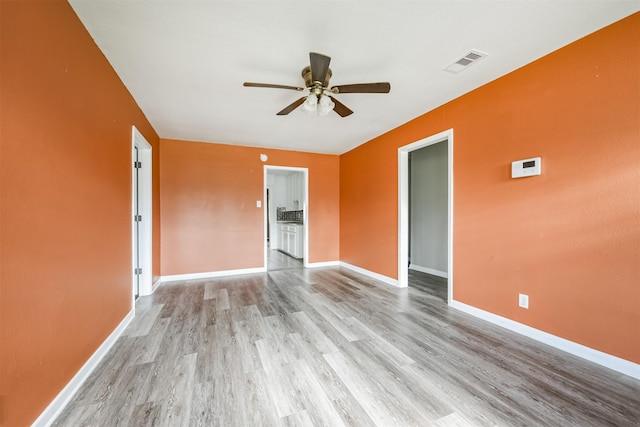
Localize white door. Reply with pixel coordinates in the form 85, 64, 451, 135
131, 126, 153, 297
133, 147, 141, 298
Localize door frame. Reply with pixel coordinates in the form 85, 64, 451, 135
263, 166, 309, 268
398, 128, 453, 304
131, 126, 153, 298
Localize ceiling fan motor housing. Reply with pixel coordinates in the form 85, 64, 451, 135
302, 66, 332, 88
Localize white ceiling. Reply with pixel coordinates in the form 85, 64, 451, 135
69, 1, 639, 155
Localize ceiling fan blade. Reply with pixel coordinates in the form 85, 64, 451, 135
243, 82, 304, 91
329, 96, 353, 117
276, 97, 306, 115
309, 52, 331, 84
331, 82, 391, 94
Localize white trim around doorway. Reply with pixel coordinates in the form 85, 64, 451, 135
263, 166, 309, 269
398, 128, 453, 305
132, 126, 153, 298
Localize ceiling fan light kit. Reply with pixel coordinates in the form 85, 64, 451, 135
244, 52, 390, 117
302, 93, 318, 113
317, 95, 335, 115
302, 92, 335, 116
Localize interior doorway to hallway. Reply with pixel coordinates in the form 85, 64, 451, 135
131, 126, 153, 299
398, 129, 453, 304
264, 166, 309, 271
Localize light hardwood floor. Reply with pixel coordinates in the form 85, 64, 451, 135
53, 265, 640, 426
267, 248, 303, 271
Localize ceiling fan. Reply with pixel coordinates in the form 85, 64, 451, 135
243, 52, 391, 117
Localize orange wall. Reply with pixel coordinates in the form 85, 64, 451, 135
341, 13, 639, 363
160, 139, 339, 275
0, 1, 160, 425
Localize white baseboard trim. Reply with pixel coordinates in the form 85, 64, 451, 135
161, 267, 266, 283
151, 278, 162, 293
305, 261, 340, 268
33, 310, 135, 427
451, 300, 640, 380
409, 264, 448, 278
339, 262, 399, 287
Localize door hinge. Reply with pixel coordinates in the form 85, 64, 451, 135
135, 267, 142, 275
134, 161, 142, 168
134, 214, 142, 222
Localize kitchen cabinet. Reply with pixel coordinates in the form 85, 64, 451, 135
268, 172, 303, 212
286, 172, 304, 211
276, 223, 303, 259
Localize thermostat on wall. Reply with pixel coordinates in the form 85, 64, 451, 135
512, 157, 541, 178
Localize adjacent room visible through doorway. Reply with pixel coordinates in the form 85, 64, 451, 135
264, 166, 308, 271
398, 129, 453, 303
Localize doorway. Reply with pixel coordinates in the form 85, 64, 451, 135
131, 126, 153, 299
398, 129, 453, 304
264, 166, 309, 271
133, 145, 140, 298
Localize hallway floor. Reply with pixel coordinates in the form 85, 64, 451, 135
267, 247, 303, 271
53, 267, 640, 426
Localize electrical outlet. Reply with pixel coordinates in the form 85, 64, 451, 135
519, 293, 529, 309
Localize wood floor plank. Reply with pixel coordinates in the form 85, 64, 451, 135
217, 287, 230, 311
280, 409, 314, 426
331, 394, 377, 427
240, 368, 282, 427
130, 401, 163, 427
323, 350, 428, 427
255, 337, 296, 376
160, 352, 197, 427
211, 365, 244, 426
308, 291, 353, 320
288, 358, 346, 427
99, 362, 154, 426
400, 360, 516, 426
343, 316, 416, 367
51, 402, 99, 427
232, 320, 264, 374
124, 303, 164, 337
260, 362, 305, 418
189, 381, 215, 427
284, 332, 347, 399
201, 298, 216, 327
342, 336, 454, 425
307, 300, 364, 342
289, 311, 340, 355
434, 412, 478, 427
203, 282, 217, 300
212, 308, 234, 348
52, 264, 640, 426
127, 317, 171, 366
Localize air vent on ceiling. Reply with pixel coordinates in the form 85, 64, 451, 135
443, 50, 488, 74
